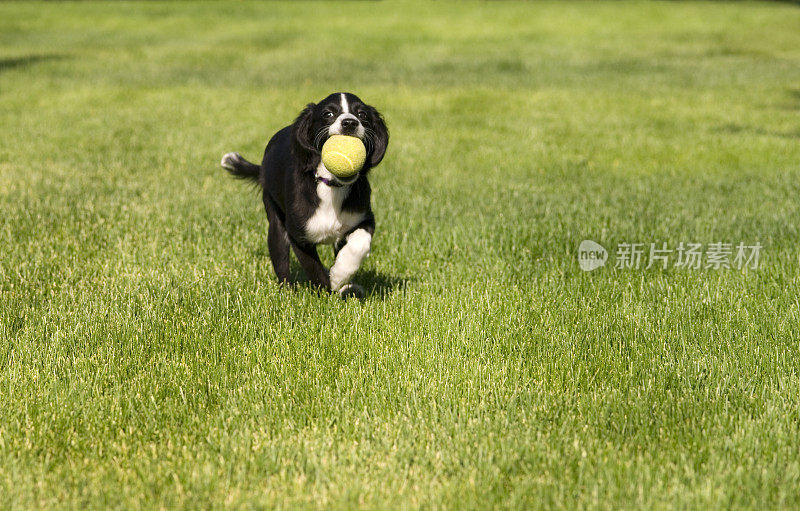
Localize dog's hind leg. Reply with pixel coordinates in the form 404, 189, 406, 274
263, 194, 290, 284
290, 240, 331, 291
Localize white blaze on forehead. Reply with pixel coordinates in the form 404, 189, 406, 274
328, 93, 365, 138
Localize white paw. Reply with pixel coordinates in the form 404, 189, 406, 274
337, 283, 364, 299
220, 152, 242, 171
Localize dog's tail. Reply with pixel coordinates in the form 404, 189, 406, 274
221, 152, 260, 183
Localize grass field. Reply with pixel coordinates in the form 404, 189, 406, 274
2, 1, 800, 509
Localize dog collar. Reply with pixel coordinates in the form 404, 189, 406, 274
315, 171, 358, 187
315, 175, 344, 187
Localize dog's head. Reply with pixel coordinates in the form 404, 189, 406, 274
292, 92, 389, 179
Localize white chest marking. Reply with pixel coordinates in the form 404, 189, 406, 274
305, 164, 364, 244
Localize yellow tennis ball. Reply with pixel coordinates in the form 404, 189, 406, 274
321, 135, 366, 178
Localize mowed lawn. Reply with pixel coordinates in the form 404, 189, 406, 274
2, 1, 800, 508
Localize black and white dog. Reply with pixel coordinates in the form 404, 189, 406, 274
221, 92, 389, 298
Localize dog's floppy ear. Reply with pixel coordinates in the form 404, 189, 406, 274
291, 103, 317, 167
367, 106, 389, 167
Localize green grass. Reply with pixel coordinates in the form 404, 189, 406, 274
2, 0, 800, 508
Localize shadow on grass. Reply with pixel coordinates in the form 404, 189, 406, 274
716, 122, 800, 140
252, 246, 409, 299
0, 54, 66, 73
357, 268, 409, 299
787, 88, 800, 109
665, 0, 799, 4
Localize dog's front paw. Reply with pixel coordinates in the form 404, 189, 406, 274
221, 152, 243, 171
337, 283, 365, 300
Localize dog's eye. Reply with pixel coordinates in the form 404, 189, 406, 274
323, 112, 334, 119
357, 111, 368, 120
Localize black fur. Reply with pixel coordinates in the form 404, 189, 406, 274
222, 92, 389, 292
